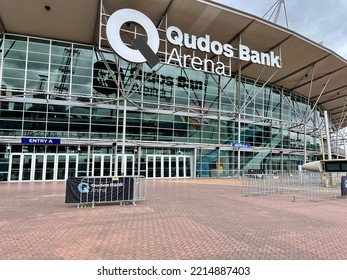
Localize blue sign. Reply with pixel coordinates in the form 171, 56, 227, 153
21, 138, 61, 145
232, 143, 251, 149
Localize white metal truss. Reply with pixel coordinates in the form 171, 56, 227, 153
263, 0, 289, 28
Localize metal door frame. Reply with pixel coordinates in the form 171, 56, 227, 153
146, 155, 192, 178
92, 154, 113, 177
8, 153, 76, 182
115, 154, 135, 176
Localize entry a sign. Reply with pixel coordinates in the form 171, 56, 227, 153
21, 138, 61, 145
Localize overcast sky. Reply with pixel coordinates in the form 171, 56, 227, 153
212, 0, 347, 59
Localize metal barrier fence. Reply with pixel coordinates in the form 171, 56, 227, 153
65, 176, 147, 208
242, 173, 340, 201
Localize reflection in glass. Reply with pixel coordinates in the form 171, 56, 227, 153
35, 155, 44, 180
57, 155, 66, 180
46, 155, 55, 180
10, 155, 21, 181
68, 155, 77, 178
22, 154, 32, 181
93, 155, 101, 176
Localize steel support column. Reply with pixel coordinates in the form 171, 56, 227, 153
237, 36, 242, 178
324, 111, 332, 160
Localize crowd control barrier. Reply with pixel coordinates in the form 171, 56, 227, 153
65, 176, 147, 208
341, 176, 347, 196
242, 173, 339, 201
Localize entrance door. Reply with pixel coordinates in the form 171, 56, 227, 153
35, 155, 44, 180
103, 155, 112, 176
146, 155, 160, 178
92, 154, 113, 177
22, 154, 33, 181
45, 154, 55, 180
57, 155, 67, 180
146, 155, 192, 178
8, 153, 77, 181
9, 153, 32, 181
67, 154, 78, 178
92, 155, 102, 176
171, 156, 177, 178
115, 154, 135, 176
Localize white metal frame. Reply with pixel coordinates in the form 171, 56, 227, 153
146, 155, 192, 178
115, 154, 135, 176
92, 154, 113, 177
8, 153, 78, 182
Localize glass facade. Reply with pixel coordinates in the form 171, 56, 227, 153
0, 33, 325, 181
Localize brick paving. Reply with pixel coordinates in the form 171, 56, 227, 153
0, 178, 347, 260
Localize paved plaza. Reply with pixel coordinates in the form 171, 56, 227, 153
0, 178, 347, 260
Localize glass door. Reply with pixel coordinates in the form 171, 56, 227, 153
186, 156, 191, 177
171, 156, 177, 178
8, 153, 76, 181
146, 155, 168, 178
57, 155, 67, 180
115, 154, 134, 176
163, 156, 170, 177
146, 155, 193, 178
178, 156, 185, 177
67, 154, 77, 178
92, 155, 102, 176
9, 154, 21, 181
45, 154, 55, 180
146, 155, 156, 178
155, 156, 162, 178
22, 154, 33, 181
55, 154, 77, 180
34, 154, 44, 180
103, 155, 112, 176
147, 155, 154, 178
92, 154, 113, 177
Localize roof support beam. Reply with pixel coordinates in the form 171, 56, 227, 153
156, 0, 174, 29
316, 84, 347, 99
291, 64, 347, 92
309, 74, 332, 115
209, 19, 255, 61
272, 54, 330, 84
300, 64, 315, 125
0, 16, 5, 35
226, 20, 255, 46
318, 90, 347, 106
331, 105, 347, 116
92, 0, 102, 45
337, 97, 347, 130
238, 34, 292, 73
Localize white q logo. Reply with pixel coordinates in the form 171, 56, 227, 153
106, 9, 160, 64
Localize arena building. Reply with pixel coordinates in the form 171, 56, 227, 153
0, 0, 347, 182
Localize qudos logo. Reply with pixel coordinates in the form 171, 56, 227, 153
77, 182, 90, 193
106, 8, 281, 76
106, 8, 160, 64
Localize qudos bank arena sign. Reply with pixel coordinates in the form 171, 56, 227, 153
106, 8, 282, 76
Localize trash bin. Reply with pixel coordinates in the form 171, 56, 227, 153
340, 176, 347, 196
